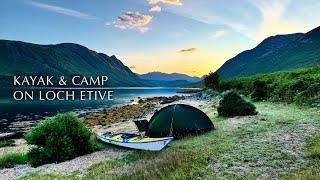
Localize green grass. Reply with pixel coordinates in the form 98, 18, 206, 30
83, 102, 319, 179
0, 153, 28, 169
309, 135, 320, 159
21, 101, 320, 179
281, 134, 320, 179
0, 139, 15, 148
20, 173, 77, 180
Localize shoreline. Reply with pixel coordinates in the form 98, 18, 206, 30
86, 92, 211, 135
0, 87, 201, 133
0, 92, 209, 155
0, 92, 212, 179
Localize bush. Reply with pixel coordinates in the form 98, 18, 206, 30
218, 91, 257, 117
219, 66, 320, 105
0, 153, 28, 169
204, 71, 220, 90
25, 113, 95, 167
251, 80, 268, 101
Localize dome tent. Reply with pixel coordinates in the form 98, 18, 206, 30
145, 104, 214, 138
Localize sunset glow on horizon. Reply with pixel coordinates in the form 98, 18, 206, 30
1, 0, 319, 76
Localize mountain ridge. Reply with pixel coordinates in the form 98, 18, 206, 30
0, 40, 143, 87
217, 26, 320, 79
139, 71, 202, 82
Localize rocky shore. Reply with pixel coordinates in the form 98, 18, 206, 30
87, 93, 212, 135
84, 96, 185, 127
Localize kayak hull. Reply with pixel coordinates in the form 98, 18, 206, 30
0, 132, 15, 140
97, 133, 174, 151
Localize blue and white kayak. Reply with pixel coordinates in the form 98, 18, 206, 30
0, 132, 15, 140
97, 132, 174, 151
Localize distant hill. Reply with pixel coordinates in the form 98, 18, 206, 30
140, 72, 201, 83
139, 72, 202, 87
0, 40, 143, 87
143, 79, 193, 87
218, 26, 320, 79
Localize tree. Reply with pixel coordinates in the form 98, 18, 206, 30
251, 80, 268, 101
204, 71, 220, 90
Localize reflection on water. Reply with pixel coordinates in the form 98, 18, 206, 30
0, 88, 196, 131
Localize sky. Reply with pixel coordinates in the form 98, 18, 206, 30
0, 0, 320, 77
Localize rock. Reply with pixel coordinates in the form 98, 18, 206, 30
260, 117, 267, 121
0, 119, 8, 123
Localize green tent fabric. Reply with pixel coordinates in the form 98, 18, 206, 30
145, 104, 214, 138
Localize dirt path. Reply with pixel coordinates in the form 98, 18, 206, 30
0, 149, 130, 180
0, 139, 29, 156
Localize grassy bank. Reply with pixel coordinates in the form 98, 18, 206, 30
22, 101, 320, 179
0, 140, 15, 148
220, 66, 320, 105
0, 153, 27, 169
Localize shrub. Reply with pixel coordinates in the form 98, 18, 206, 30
25, 113, 95, 167
204, 71, 220, 90
219, 66, 320, 106
251, 80, 268, 101
0, 153, 28, 169
218, 91, 257, 117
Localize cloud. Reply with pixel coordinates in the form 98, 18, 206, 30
178, 48, 198, 53
149, 0, 182, 6
250, 0, 304, 41
212, 30, 228, 39
114, 12, 153, 33
27, 1, 96, 20
150, 6, 162, 12
162, 3, 250, 39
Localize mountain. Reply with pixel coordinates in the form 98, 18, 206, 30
139, 72, 202, 83
139, 72, 202, 87
0, 40, 143, 87
218, 26, 320, 79
143, 79, 196, 87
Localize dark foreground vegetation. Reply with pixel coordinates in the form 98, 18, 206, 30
0, 113, 101, 168
25, 113, 99, 167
